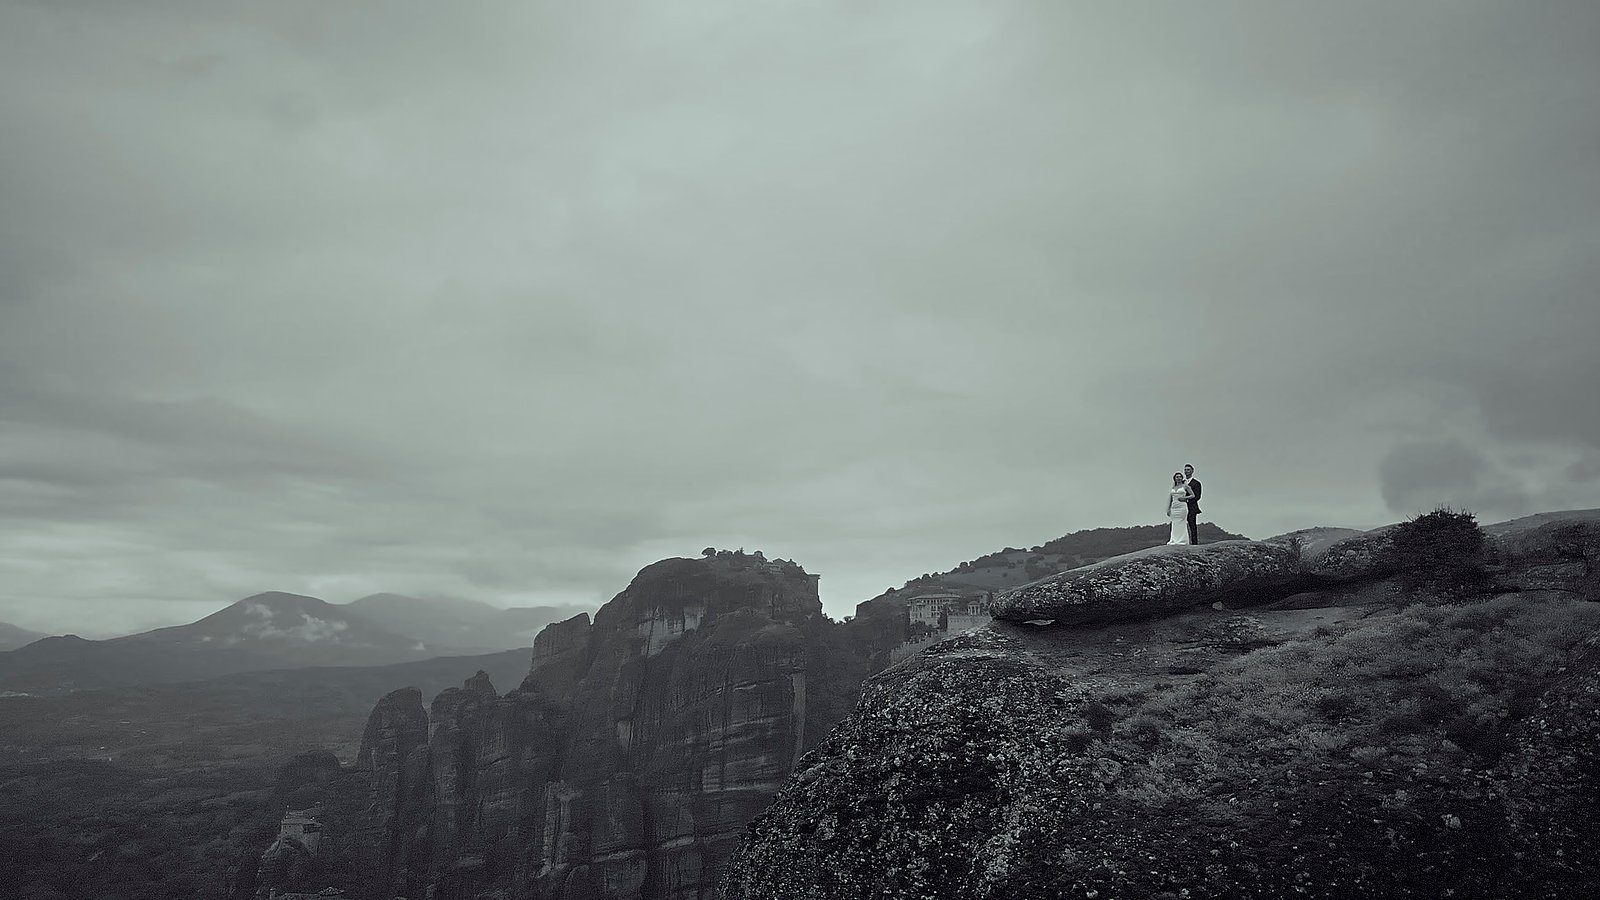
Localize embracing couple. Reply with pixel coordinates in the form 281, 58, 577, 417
1165, 463, 1202, 545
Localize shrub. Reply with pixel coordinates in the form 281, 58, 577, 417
1082, 701, 1117, 733
1385, 505, 1490, 600
1122, 715, 1165, 747
1060, 726, 1095, 754
1314, 692, 1358, 721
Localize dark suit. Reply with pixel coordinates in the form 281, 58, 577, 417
1184, 477, 1203, 544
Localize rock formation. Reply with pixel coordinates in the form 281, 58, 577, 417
988, 524, 1423, 625
1487, 510, 1600, 597
989, 539, 1304, 624
723, 510, 1600, 900
253, 832, 313, 900
256, 551, 871, 900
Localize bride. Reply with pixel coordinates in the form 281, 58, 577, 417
1166, 472, 1194, 545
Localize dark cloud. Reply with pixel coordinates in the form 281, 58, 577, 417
1470, 353, 1600, 450
1569, 453, 1600, 484
2, 1, 1598, 633
1378, 440, 1532, 520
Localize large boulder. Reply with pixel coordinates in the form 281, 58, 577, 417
1487, 510, 1600, 598
988, 517, 1521, 626
1289, 526, 1401, 581
990, 540, 1305, 624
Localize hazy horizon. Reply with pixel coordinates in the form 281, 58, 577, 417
3, 2, 1597, 634
4, 507, 1587, 639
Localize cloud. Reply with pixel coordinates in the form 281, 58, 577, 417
240, 603, 351, 643
1568, 453, 1600, 484
1378, 440, 1532, 520
1471, 353, 1600, 451
2, 2, 1599, 632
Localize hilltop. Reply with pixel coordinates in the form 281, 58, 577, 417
0, 620, 47, 652
725, 509, 1600, 900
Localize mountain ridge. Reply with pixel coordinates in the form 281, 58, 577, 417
0, 620, 48, 652
0, 590, 598, 694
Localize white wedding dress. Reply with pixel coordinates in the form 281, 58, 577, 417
1167, 488, 1191, 545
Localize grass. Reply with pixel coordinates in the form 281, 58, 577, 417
1054, 593, 1600, 849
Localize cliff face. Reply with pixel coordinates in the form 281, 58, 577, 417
724, 511, 1600, 900
261, 552, 859, 900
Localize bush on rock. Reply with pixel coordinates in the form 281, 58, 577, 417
1384, 505, 1489, 601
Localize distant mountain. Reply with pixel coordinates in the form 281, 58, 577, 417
0, 592, 436, 695
491, 604, 598, 643
343, 593, 592, 654
122, 591, 433, 668
0, 589, 595, 695
0, 621, 48, 652
0, 632, 286, 694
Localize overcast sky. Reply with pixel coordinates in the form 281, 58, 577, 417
2, 1, 1597, 635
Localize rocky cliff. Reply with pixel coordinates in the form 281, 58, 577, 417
723, 510, 1600, 900
256, 551, 871, 900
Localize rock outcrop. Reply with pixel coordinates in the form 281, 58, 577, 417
989, 521, 1451, 625
263, 551, 871, 900
990, 540, 1304, 624
529, 611, 593, 694
252, 832, 313, 900
1487, 509, 1600, 597
724, 510, 1600, 900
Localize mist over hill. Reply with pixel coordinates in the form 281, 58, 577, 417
0, 620, 48, 652
126, 591, 431, 664
0, 591, 596, 696
343, 592, 590, 654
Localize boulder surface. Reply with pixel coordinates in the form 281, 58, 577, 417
989, 540, 1307, 625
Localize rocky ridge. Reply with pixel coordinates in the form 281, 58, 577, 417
723, 510, 1600, 900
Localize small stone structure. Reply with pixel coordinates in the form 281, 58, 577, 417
277, 804, 324, 853
906, 591, 992, 627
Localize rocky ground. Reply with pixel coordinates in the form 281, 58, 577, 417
723, 511, 1600, 900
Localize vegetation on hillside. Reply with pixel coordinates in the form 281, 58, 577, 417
0, 760, 278, 900
990, 594, 1600, 897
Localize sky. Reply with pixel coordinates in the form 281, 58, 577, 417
1, 1, 1597, 635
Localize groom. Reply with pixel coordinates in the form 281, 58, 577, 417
1183, 463, 1202, 545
